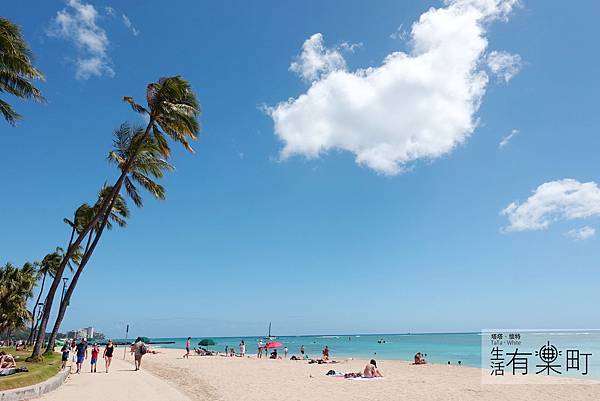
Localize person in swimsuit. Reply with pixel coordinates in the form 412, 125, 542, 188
90, 343, 99, 373
414, 352, 427, 365
363, 359, 383, 378
300, 345, 305, 356
0, 352, 16, 368
322, 345, 330, 361
103, 340, 115, 373
184, 337, 191, 359
60, 344, 70, 370
240, 340, 246, 357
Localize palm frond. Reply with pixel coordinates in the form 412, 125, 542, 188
0, 98, 20, 125
124, 176, 143, 207
0, 17, 44, 126
131, 171, 166, 200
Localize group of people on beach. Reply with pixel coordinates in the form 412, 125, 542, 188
61, 338, 115, 373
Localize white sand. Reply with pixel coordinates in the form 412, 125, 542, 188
40, 348, 600, 400
141, 348, 600, 401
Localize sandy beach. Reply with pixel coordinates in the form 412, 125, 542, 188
40, 347, 597, 401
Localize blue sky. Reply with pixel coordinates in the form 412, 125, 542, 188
2, 0, 600, 338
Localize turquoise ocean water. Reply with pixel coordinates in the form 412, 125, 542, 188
116, 331, 600, 378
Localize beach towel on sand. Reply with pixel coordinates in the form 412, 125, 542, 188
0, 368, 17, 376
346, 376, 384, 381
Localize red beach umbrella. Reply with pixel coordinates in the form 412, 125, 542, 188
265, 342, 283, 349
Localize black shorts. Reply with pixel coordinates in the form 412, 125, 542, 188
62, 355, 69, 361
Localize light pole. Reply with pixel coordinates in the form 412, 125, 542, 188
60, 277, 69, 306
32, 302, 44, 340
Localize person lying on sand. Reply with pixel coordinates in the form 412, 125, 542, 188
194, 347, 215, 356
413, 352, 427, 365
0, 352, 17, 368
363, 359, 383, 378
308, 358, 338, 364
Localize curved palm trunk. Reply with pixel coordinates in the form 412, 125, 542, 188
45, 194, 117, 353
27, 272, 46, 345
31, 120, 154, 359
30, 224, 75, 358
45, 231, 93, 353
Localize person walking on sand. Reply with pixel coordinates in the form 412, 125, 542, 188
132, 337, 151, 371
240, 340, 246, 357
90, 343, 100, 372
103, 340, 115, 373
184, 337, 191, 359
71, 338, 77, 363
75, 338, 88, 374
60, 343, 70, 370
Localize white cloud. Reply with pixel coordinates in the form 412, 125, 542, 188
501, 179, 600, 232
499, 128, 519, 148
268, 0, 521, 175
289, 33, 347, 82
122, 14, 139, 36
566, 226, 596, 241
389, 24, 408, 41
104, 6, 115, 16
486, 50, 522, 82
48, 0, 114, 79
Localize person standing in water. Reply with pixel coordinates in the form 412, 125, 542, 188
284, 346, 288, 358
184, 337, 191, 359
240, 340, 246, 357
257, 339, 264, 358
300, 345, 305, 357
103, 340, 115, 373
322, 345, 330, 361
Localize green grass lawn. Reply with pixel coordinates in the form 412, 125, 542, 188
0, 350, 62, 391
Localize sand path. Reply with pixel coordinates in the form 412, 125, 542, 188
39, 352, 190, 401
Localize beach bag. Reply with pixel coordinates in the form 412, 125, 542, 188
140, 344, 148, 355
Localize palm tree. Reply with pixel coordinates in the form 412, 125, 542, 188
32, 76, 200, 359
26, 249, 72, 345
0, 262, 36, 341
45, 127, 176, 352
45, 187, 129, 352
0, 17, 44, 125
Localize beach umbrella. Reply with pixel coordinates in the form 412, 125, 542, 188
198, 338, 216, 347
265, 341, 283, 349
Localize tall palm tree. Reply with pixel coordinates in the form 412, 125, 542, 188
32, 76, 200, 359
0, 262, 36, 340
45, 127, 175, 351
45, 188, 129, 352
0, 17, 44, 125
26, 249, 72, 345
